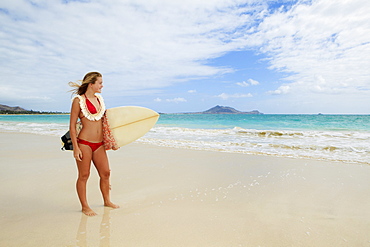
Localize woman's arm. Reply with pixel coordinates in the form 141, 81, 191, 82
70, 97, 82, 161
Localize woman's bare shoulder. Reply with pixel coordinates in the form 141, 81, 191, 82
71, 96, 82, 111
72, 95, 82, 104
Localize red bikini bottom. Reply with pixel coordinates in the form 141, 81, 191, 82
77, 138, 104, 152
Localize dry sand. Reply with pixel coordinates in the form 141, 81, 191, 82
0, 132, 370, 246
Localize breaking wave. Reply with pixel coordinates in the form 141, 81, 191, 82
138, 126, 370, 165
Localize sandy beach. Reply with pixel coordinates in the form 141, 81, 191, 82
0, 132, 370, 246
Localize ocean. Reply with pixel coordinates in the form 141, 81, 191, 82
1, 114, 369, 165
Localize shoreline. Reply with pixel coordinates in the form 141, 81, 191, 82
0, 113, 69, 115
2, 113, 368, 166
138, 138, 370, 166
1, 132, 370, 246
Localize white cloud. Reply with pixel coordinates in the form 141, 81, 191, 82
1, 0, 370, 113
216, 93, 253, 100
248, 78, 260, 85
188, 90, 197, 93
0, 0, 267, 110
236, 81, 249, 87
166, 97, 187, 103
267, 85, 291, 95
154, 97, 187, 103
236, 79, 260, 87
250, 0, 370, 98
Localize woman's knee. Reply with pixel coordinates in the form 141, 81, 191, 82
78, 172, 90, 181
99, 169, 111, 180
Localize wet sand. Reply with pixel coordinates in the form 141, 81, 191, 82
0, 132, 369, 246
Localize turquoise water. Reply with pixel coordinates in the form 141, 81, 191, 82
1, 114, 369, 164
158, 114, 370, 131
0, 114, 69, 124
1, 114, 369, 131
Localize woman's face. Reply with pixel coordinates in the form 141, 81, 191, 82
91, 77, 103, 93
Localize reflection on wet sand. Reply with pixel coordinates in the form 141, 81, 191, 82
76, 207, 112, 246
99, 207, 111, 246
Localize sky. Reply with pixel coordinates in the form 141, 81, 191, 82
1, 0, 369, 114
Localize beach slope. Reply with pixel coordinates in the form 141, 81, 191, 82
0, 132, 369, 246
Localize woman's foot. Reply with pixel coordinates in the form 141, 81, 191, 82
104, 201, 120, 209
82, 207, 97, 216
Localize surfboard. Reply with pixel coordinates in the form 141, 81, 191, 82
105, 106, 159, 147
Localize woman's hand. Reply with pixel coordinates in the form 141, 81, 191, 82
73, 147, 83, 161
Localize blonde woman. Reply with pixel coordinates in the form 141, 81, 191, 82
69, 72, 119, 216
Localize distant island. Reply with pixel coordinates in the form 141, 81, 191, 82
1, 103, 262, 115
201, 105, 262, 114
0, 104, 65, 114
170, 105, 263, 114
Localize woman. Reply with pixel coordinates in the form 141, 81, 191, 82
69, 72, 119, 216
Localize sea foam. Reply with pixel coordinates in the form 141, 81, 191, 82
1, 114, 369, 165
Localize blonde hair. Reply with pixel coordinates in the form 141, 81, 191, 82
69, 72, 102, 95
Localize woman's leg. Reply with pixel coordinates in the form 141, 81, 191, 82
76, 144, 97, 216
92, 147, 119, 209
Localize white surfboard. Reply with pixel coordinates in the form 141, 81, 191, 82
105, 106, 159, 147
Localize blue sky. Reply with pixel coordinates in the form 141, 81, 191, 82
1, 0, 369, 114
